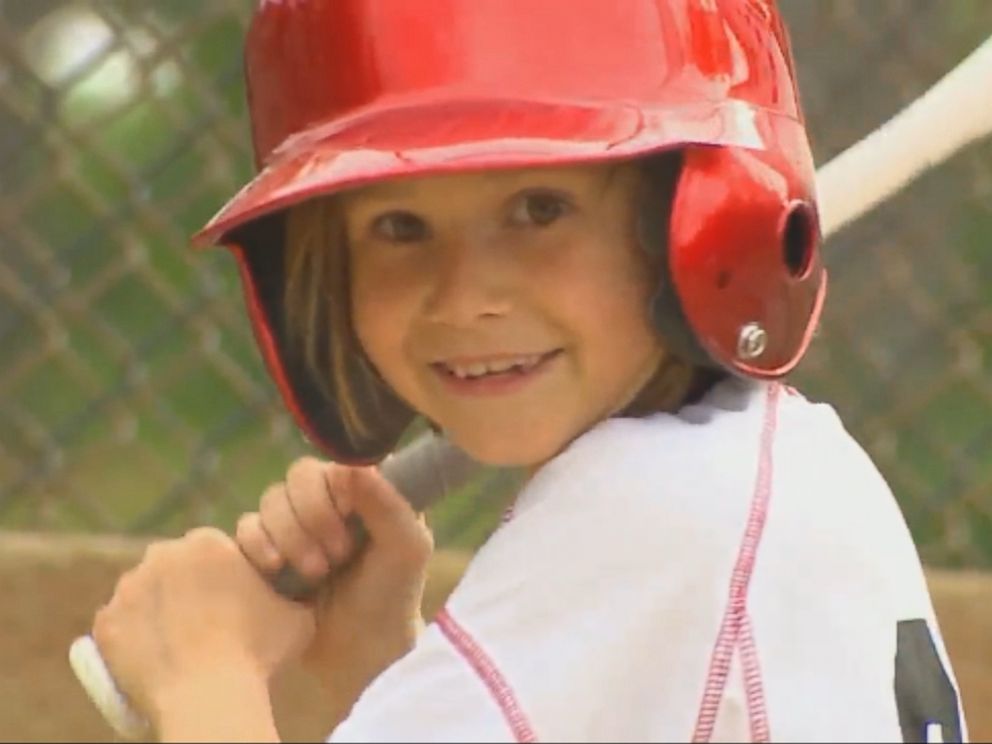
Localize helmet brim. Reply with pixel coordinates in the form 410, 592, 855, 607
193, 97, 773, 247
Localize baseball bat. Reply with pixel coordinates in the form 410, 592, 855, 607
816, 36, 992, 237
69, 34, 992, 740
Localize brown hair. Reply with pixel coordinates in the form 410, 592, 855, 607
283, 197, 384, 448
282, 161, 721, 449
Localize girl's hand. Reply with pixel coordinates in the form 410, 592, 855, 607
236, 459, 433, 723
92, 527, 316, 736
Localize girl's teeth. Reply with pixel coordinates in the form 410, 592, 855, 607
447, 353, 546, 379
466, 362, 489, 377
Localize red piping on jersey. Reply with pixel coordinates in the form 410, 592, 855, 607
740, 614, 770, 741
691, 382, 780, 743
436, 608, 538, 742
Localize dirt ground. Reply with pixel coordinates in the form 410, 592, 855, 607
0, 530, 988, 742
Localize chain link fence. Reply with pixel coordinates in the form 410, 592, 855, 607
1, 1, 990, 567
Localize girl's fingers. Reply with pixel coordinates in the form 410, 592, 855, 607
235, 512, 283, 573
259, 482, 329, 579
286, 457, 353, 563
240, 457, 425, 587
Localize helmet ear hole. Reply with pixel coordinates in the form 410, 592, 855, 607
781, 202, 818, 279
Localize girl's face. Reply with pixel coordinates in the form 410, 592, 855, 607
343, 162, 664, 467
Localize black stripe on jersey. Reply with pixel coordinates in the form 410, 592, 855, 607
894, 619, 963, 743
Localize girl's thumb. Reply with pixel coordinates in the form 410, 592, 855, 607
337, 466, 434, 570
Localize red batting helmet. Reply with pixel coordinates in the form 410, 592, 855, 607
194, 0, 827, 463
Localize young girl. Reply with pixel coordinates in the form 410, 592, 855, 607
88, 1, 968, 741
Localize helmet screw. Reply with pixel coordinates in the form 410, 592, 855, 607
737, 323, 768, 360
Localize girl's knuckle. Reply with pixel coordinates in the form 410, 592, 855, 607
113, 567, 140, 603
286, 456, 322, 483
184, 526, 215, 542
235, 512, 260, 540
92, 607, 116, 646
142, 540, 168, 564
260, 482, 286, 512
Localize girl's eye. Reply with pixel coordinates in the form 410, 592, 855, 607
370, 211, 431, 243
510, 191, 573, 227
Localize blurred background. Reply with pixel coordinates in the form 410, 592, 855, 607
0, 1, 990, 740
2, 0, 990, 565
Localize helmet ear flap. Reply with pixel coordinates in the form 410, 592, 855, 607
638, 144, 826, 379
666, 145, 826, 378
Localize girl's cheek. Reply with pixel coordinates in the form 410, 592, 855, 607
353, 242, 429, 296
351, 266, 419, 364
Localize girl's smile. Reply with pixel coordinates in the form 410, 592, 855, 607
430, 349, 564, 397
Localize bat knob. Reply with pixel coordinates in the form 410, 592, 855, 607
68, 635, 150, 740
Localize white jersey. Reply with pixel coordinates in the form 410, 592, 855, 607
328, 380, 967, 743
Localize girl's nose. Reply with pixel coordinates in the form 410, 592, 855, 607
421, 236, 512, 327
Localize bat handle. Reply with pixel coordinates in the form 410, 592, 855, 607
68, 433, 481, 739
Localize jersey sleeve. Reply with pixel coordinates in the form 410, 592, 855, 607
744, 388, 969, 743
326, 621, 521, 742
